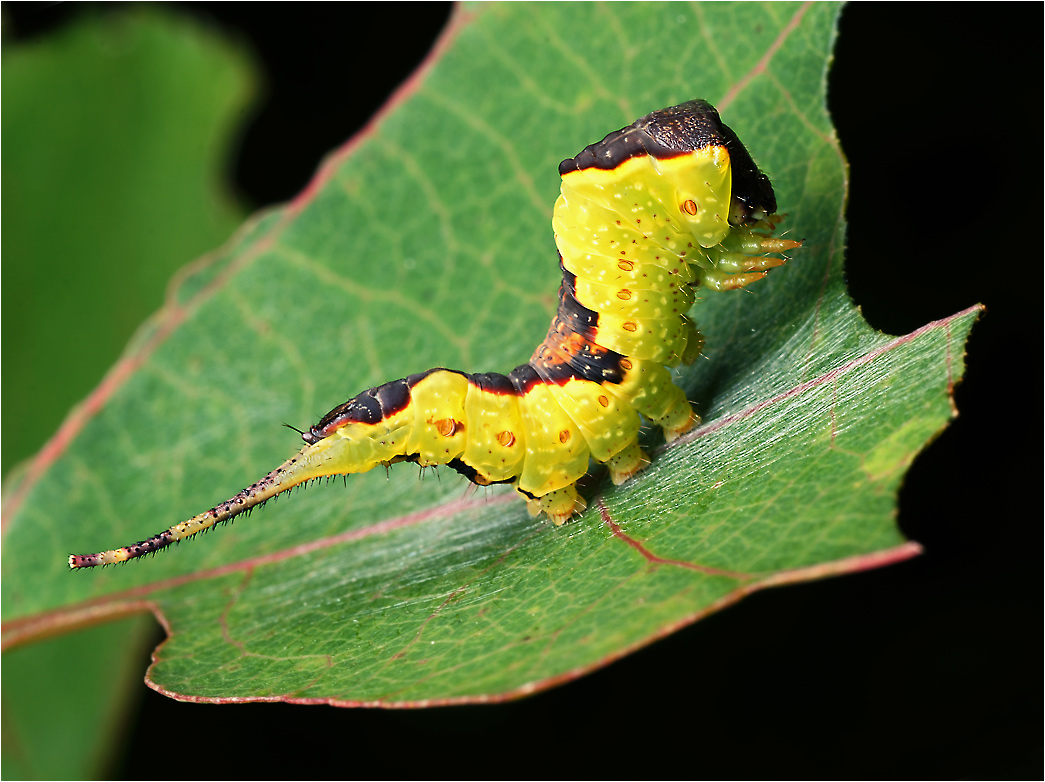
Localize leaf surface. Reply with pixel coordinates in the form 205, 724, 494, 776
1, 8, 255, 775
1, 2, 978, 705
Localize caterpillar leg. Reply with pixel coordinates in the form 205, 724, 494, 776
714, 252, 787, 273
699, 225, 801, 290
610, 358, 698, 442
721, 222, 802, 254
523, 484, 587, 526
698, 269, 768, 291
679, 316, 704, 365
659, 404, 698, 442
605, 441, 651, 485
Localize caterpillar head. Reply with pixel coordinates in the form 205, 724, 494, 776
638, 100, 778, 231
559, 100, 779, 248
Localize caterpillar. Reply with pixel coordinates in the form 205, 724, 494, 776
69, 99, 799, 569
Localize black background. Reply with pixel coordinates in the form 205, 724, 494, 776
6, 3, 1040, 779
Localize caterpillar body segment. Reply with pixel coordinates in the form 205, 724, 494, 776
69, 99, 800, 569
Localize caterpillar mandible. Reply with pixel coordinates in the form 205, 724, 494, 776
69, 99, 800, 569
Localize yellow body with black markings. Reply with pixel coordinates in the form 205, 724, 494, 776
69, 100, 799, 569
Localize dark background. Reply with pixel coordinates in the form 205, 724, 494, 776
6, 3, 1040, 778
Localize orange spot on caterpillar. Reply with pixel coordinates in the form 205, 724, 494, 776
617, 289, 632, 300
618, 260, 634, 271
682, 199, 698, 215
620, 358, 633, 370
497, 431, 515, 447
559, 430, 571, 444
597, 395, 610, 407
622, 322, 638, 333
435, 418, 458, 437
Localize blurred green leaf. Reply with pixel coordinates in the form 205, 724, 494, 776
2, 2, 976, 708
2, 8, 251, 474
1, 8, 254, 777
1, 616, 157, 779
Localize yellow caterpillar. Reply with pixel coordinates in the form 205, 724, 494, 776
69, 99, 799, 568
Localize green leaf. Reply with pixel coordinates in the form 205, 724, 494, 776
2, 2, 977, 708
1, 8, 252, 475
1, 616, 157, 780
1, 7, 254, 777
